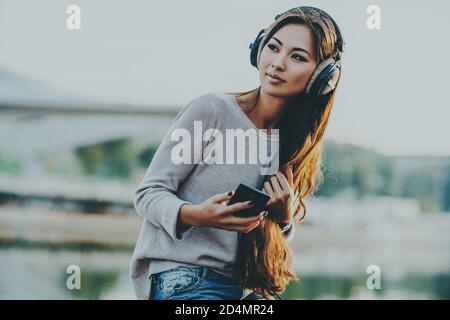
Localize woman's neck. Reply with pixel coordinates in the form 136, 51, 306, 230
249, 91, 288, 133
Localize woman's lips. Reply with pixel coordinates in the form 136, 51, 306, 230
266, 73, 285, 84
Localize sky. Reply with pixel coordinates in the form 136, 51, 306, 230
0, 0, 449, 156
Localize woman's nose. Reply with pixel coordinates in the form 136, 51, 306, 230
271, 57, 285, 71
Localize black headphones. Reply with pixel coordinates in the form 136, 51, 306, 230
249, 6, 345, 97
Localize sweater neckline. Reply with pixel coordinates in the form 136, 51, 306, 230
227, 94, 279, 141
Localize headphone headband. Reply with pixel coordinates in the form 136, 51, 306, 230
273, 6, 345, 56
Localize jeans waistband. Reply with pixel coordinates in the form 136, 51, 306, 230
199, 267, 234, 282
154, 266, 235, 284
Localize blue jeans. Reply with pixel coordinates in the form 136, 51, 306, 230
148, 266, 268, 300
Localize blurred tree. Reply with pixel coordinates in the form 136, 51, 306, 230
376, 158, 396, 196
0, 151, 21, 174
318, 141, 385, 198
65, 269, 119, 300
75, 138, 133, 178
317, 141, 345, 196
138, 144, 159, 168
100, 138, 133, 178
281, 274, 358, 299
351, 152, 376, 199
403, 167, 441, 213
442, 165, 450, 212
74, 145, 102, 175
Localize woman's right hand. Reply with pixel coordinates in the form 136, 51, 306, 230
179, 191, 267, 233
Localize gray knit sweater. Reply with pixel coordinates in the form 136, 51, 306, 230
129, 92, 295, 300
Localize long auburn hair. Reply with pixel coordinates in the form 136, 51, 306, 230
228, 7, 343, 298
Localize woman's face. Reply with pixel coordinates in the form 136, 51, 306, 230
259, 23, 318, 98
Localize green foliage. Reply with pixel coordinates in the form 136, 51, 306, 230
402, 166, 444, 213
75, 138, 134, 178
281, 274, 376, 299
317, 141, 448, 213
0, 151, 21, 174
45, 139, 160, 180
318, 141, 395, 199
443, 166, 450, 211
64, 269, 119, 300
138, 144, 158, 167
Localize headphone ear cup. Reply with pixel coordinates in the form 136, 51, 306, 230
320, 65, 341, 95
249, 29, 266, 69
305, 58, 333, 95
305, 57, 341, 96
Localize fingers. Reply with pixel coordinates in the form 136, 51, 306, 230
246, 222, 260, 233
209, 190, 234, 204
265, 170, 294, 202
223, 210, 267, 226
222, 218, 262, 233
263, 181, 275, 206
271, 173, 283, 194
276, 170, 290, 191
285, 165, 294, 188
243, 220, 261, 233
224, 200, 253, 215
263, 181, 274, 194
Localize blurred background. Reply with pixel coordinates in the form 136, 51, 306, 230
0, 0, 449, 299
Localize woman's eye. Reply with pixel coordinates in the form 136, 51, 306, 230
267, 44, 279, 52
268, 44, 306, 62
293, 54, 306, 62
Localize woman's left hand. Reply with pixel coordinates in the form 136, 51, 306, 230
262, 165, 295, 224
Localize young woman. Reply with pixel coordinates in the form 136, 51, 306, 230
130, 6, 344, 300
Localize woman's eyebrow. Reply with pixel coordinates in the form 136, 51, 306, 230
271, 36, 311, 57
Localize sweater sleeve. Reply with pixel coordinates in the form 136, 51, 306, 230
134, 94, 216, 242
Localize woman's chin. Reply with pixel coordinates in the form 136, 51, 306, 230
260, 85, 287, 98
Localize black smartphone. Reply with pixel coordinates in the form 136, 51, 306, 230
227, 183, 271, 217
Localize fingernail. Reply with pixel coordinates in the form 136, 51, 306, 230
228, 191, 234, 197
248, 201, 254, 206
